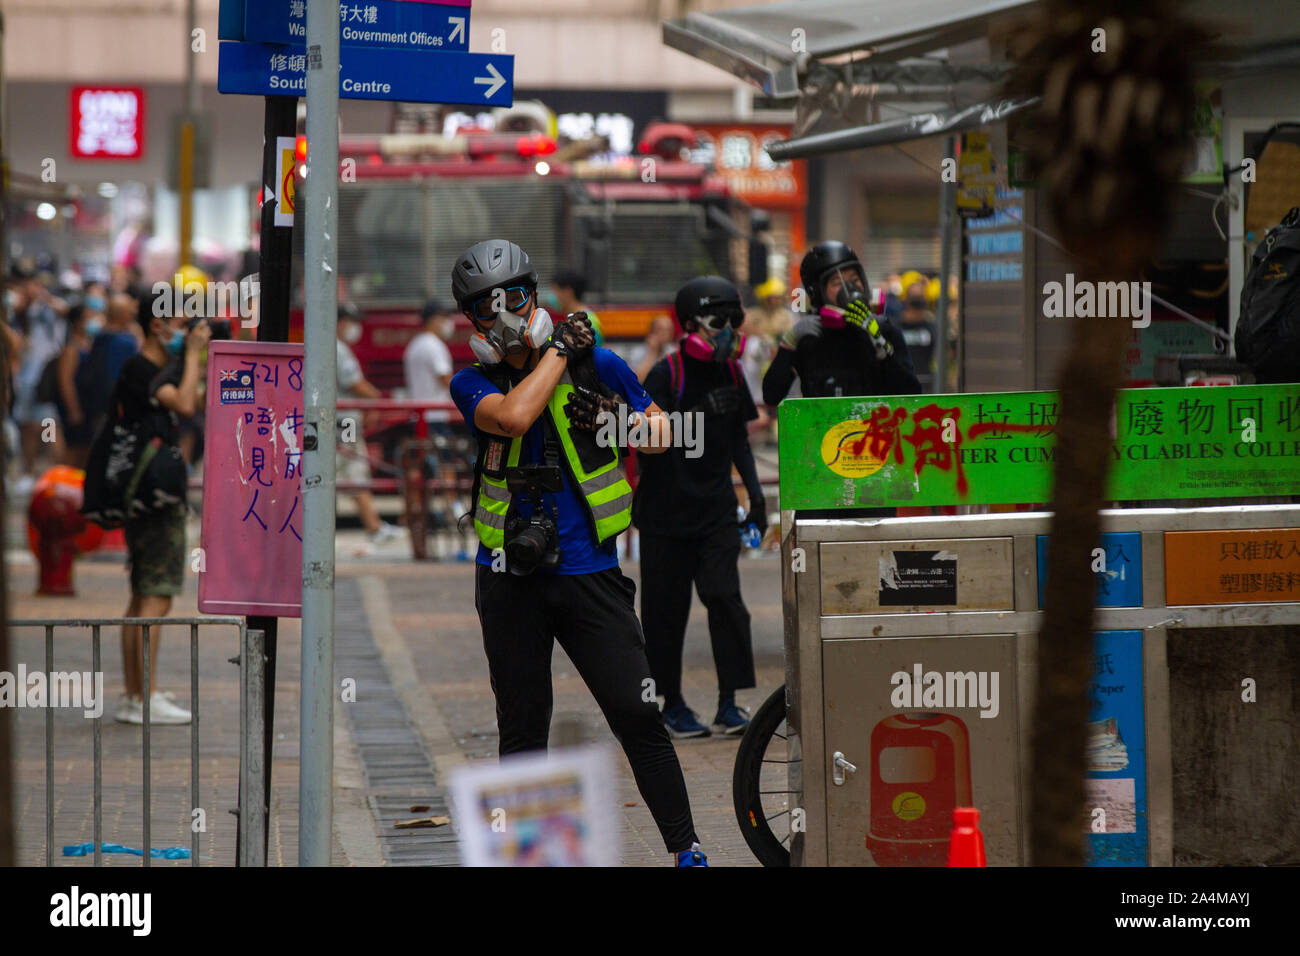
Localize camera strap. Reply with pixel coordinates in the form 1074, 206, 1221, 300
540, 410, 562, 470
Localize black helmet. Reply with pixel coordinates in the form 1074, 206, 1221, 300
673, 275, 743, 332
450, 239, 538, 310
800, 240, 868, 310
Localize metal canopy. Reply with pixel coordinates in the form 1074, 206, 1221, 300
662, 0, 1037, 97
766, 96, 1038, 160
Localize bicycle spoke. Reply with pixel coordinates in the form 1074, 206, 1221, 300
759, 789, 797, 795
765, 809, 790, 823
760, 758, 791, 765
780, 832, 791, 847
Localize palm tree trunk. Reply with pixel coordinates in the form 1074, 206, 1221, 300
1032, 303, 1129, 864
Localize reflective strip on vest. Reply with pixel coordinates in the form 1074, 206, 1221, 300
474, 439, 521, 550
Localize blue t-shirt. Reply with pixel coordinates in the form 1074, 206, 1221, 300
451, 348, 651, 575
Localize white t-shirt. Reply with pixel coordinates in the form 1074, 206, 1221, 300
403, 331, 453, 422
337, 339, 363, 392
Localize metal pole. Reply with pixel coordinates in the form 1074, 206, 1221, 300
239, 628, 267, 867
0, 6, 12, 870
45, 626, 53, 866
92, 625, 102, 867
190, 622, 199, 866
299, 0, 340, 867
179, 0, 199, 266
142, 623, 151, 867
934, 135, 957, 394
240, 92, 297, 866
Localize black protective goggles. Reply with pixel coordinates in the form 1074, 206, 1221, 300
467, 285, 533, 321
697, 307, 744, 331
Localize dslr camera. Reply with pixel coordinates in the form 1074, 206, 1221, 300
502, 464, 563, 575
188, 316, 232, 340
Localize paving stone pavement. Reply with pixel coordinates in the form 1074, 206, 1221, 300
6, 516, 785, 868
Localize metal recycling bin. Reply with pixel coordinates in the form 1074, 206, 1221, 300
777, 384, 1300, 867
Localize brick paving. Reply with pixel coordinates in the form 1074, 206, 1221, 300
7, 507, 785, 867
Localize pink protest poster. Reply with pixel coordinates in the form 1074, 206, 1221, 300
198, 340, 304, 617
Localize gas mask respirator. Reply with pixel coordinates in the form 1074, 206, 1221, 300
469, 306, 554, 365
682, 308, 745, 363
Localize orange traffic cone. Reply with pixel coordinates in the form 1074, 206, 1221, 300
948, 806, 986, 866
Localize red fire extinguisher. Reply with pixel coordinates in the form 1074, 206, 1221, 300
864, 713, 972, 866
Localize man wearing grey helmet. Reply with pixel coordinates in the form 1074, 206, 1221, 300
448, 239, 709, 866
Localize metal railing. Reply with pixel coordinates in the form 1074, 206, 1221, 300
8, 616, 262, 867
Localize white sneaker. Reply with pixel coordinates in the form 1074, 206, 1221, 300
115, 692, 191, 725
114, 695, 142, 724
147, 691, 192, 725
370, 522, 405, 545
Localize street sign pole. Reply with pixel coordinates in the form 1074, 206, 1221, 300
299, 0, 340, 867
241, 93, 299, 867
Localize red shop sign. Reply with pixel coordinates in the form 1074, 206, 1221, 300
69, 86, 146, 160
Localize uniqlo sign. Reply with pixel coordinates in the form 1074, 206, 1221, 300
69, 87, 145, 159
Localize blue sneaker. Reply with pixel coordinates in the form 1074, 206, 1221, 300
676, 843, 709, 867
712, 700, 751, 736
662, 700, 711, 739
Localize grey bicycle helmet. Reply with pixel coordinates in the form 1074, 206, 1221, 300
450, 239, 539, 309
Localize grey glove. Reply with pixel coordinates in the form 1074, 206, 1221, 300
781, 315, 823, 349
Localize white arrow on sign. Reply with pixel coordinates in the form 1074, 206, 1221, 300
448, 17, 465, 44
474, 62, 506, 99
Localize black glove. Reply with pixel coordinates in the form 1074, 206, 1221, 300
743, 500, 767, 533
564, 384, 626, 433
692, 385, 741, 417
545, 313, 595, 361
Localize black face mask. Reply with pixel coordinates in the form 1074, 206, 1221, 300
834, 285, 867, 310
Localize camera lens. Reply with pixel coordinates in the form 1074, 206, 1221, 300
504, 524, 550, 576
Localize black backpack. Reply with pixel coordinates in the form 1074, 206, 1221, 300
35, 353, 62, 405
1236, 206, 1300, 383
81, 368, 188, 529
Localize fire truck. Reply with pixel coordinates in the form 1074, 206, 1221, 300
290, 109, 766, 391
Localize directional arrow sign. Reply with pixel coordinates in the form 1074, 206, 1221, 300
244, 0, 471, 52
218, 41, 514, 107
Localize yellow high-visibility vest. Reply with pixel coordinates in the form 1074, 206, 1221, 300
472, 367, 632, 551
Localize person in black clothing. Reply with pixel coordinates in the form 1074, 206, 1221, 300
110, 290, 210, 726
633, 276, 763, 739
763, 241, 922, 520
762, 240, 920, 404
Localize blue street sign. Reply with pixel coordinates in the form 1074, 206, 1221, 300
244, 0, 470, 52
219, 0, 247, 41
218, 41, 512, 107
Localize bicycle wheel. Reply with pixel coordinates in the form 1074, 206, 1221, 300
732, 684, 796, 867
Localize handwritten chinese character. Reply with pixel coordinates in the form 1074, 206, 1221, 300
279, 495, 302, 542
850, 406, 908, 464
904, 404, 966, 494
249, 447, 273, 488
243, 488, 267, 531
